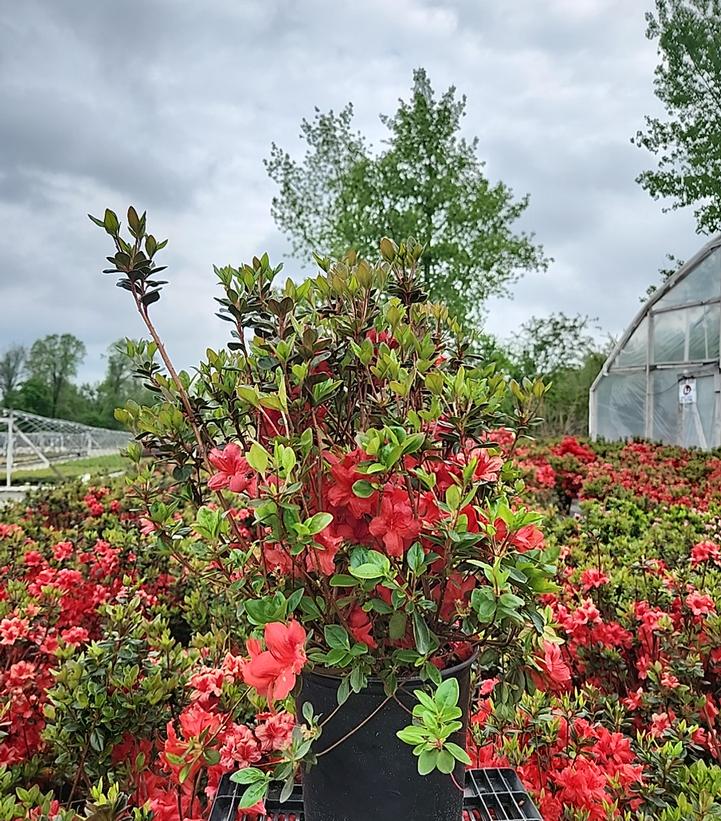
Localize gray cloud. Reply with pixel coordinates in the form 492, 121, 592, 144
0, 0, 701, 383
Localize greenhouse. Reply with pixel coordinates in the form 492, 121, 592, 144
590, 233, 721, 449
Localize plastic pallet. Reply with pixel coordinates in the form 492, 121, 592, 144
209, 767, 542, 820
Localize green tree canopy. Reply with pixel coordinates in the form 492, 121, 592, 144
94, 340, 150, 427
26, 334, 86, 418
266, 68, 549, 322
634, 0, 721, 233
491, 314, 609, 437
0, 345, 26, 407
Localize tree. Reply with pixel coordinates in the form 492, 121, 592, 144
94, 340, 151, 427
642, 253, 685, 301
0, 345, 26, 406
512, 314, 600, 379
26, 334, 86, 418
634, 0, 721, 233
266, 69, 549, 321
507, 314, 610, 436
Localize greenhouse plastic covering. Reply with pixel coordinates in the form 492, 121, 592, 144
590, 238, 721, 450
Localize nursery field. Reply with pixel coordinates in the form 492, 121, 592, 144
1, 438, 720, 820
6, 454, 127, 486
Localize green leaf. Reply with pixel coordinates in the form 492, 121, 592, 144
194, 505, 223, 538
418, 748, 439, 776
245, 594, 287, 626
324, 624, 351, 650
412, 613, 433, 655
103, 208, 120, 235
350, 563, 386, 580
238, 780, 269, 809
299, 595, 323, 619
435, 677, 459, 709
396, 726, 428, 745
279, 774, 295, 803
445, 742, 471, 765
247, 442, 270, 474
230, 767, 266, 785
436, 749, 455, 774
286, 587, 304, 613
330, 574, 359, 587
424, 661, 442, 686
352, 479, 375, 498
389, 611, 407, 640
350, 666, 367, 692
306, 511, 333, 534
237, 385, 261, 406
127, 205, 141, 234
337, 675, 351, 706
445, 484, 461, 511
407, 542, 425, 574
401, 433, 426, 454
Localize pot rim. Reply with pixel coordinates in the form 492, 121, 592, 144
303, 648, 479, 692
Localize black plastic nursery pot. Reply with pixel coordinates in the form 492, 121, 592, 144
296, 654, 474, 821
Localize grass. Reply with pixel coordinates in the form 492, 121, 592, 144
7, 453, 127, 485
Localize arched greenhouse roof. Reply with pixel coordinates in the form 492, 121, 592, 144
590, 233, 721, 449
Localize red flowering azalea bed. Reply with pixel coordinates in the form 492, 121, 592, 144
1, 437, 720, 819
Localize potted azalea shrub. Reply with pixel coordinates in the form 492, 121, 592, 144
91, 207, 557, 821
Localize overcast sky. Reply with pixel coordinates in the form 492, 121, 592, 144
0, 0, 703, 382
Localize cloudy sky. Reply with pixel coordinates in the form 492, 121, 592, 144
0, 0, 702, 383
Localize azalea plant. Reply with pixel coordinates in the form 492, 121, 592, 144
89, 207, 558, 802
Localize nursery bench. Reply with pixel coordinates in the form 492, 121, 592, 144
209, 767, 542, 821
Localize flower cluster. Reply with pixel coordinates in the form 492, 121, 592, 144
0, 482, 301, 820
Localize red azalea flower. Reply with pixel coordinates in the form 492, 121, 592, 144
218, 722, 261, 770
580, 567, 609, 591
263, 543, 294, 575
510, 524, 545, 552
533, 641, 571, 692
306, 526, 343, 576
242, 620, 307, 704
686, 590, 715, 617
478, 677, 499, 695
433, 572, 476, 621
368, 488, 420, 558
650, 711, 674, 737
469, 448, 504, 483
552, 759, 607, 811
208, 443, 257, 494
347, 605, 377, 649
0, 617, 29, 645
189, 668, 227, 704
690, 540, 721, 566
325, 450, 375, 518
255, 711, 296, 753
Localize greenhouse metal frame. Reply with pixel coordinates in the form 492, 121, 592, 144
590, 233, 721, 450
0, 409, 130, 487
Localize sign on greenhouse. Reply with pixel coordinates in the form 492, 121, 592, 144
679, 377, 697, 405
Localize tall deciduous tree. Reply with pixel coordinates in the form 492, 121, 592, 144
266, 69, 549, 321
634, 0, 721, 233
26, 334, 86, 418
0, 345, 26, 406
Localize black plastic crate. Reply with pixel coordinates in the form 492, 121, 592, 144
209, 767, 542, 820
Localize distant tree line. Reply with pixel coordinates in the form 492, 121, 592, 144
0, 322, 606, 436
0, 335, 150, 429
